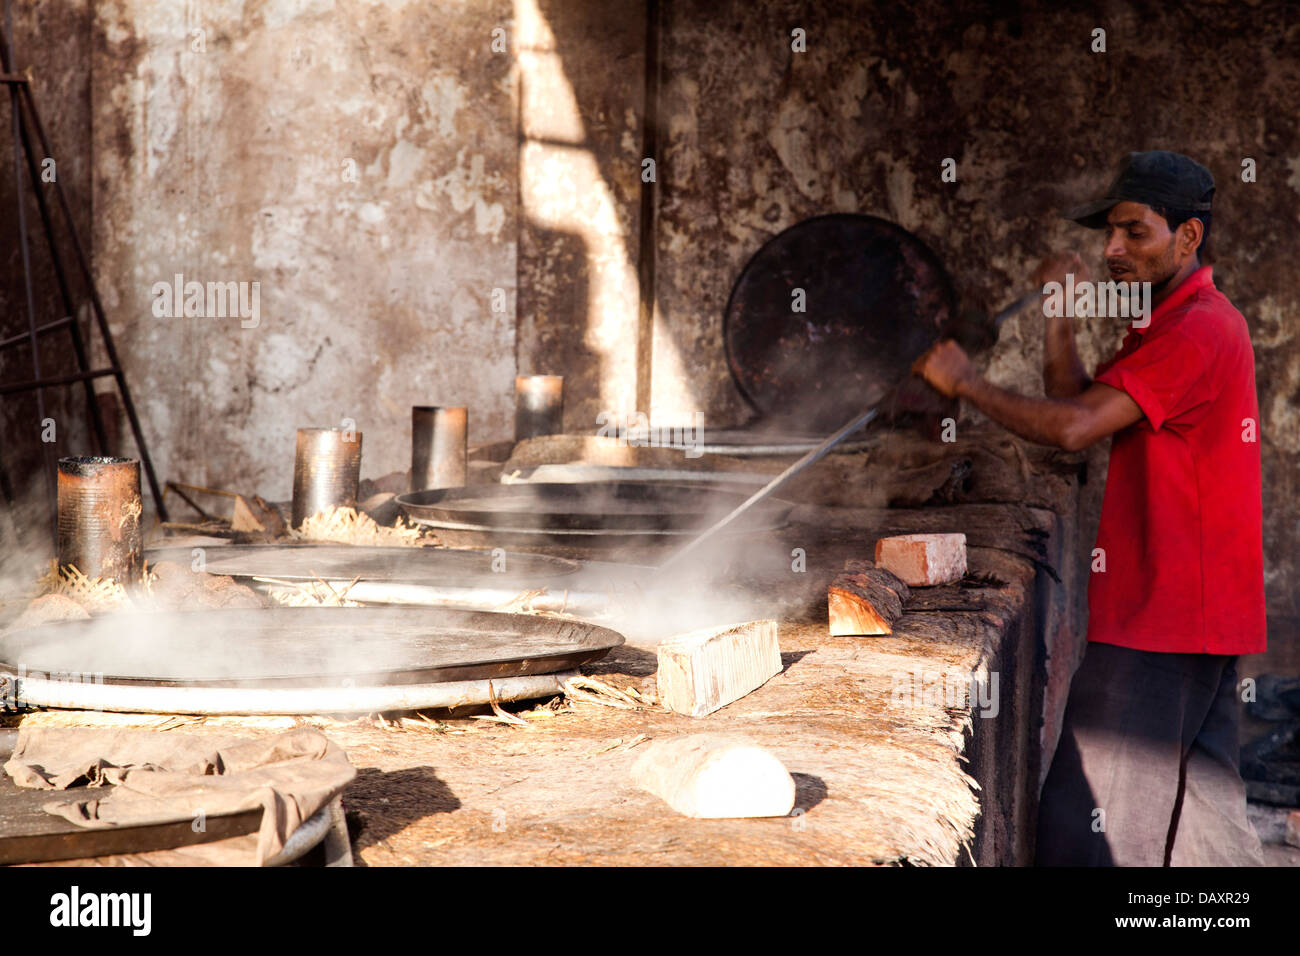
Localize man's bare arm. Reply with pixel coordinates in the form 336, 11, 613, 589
1034, 251, 1093, 398
956, 376, 1141, 451
1043, 312, 1093, 398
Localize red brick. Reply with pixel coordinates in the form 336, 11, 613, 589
874, 533, 967, 586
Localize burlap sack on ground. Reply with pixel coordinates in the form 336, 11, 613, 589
4, 726, 355, 865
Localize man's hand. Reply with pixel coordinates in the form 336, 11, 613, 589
1033, 250, 1089, 290
911, 339, 974, 399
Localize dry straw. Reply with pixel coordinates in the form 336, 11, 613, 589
293, 505, 435, 547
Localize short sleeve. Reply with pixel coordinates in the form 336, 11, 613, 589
1094, 329, 1210, 432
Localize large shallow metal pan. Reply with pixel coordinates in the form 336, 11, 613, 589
144, 543, 652, 624
500, 464, 770, 485
0, 606, 623, 688
396, 481, 792, 534
724, 213, 958, 430
145, 544, 581, 586
603, 426, 877, 458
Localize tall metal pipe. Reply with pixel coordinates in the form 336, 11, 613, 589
292, 427, 362, 527
56, 456, 142, 583
411, 406, 467, 491
515, 375, 564, 440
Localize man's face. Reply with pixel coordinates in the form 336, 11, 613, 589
1102, 201, 1185, 291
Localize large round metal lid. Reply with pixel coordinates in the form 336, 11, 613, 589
724, 213, 957, 430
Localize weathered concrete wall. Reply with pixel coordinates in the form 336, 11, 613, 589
650, 0, 1300, 629
10, 0, 1296, 637
90, 0, 517, 500
0, 1, 95, 546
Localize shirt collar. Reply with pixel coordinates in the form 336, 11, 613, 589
1135, 265, 1215, 336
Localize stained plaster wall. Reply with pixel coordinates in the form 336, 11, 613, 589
3, 0, 1296, 641
89, 0, 517, 501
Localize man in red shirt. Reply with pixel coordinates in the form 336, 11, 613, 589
913, 151, 1265, 866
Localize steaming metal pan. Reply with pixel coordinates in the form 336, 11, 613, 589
724, 213, 958, 430
396, 481, 792, 534
144, 544, 581, 585
0, 606, 623, 688
602, 427, 876, 458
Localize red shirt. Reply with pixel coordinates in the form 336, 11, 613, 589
1087, 266, 1265, 655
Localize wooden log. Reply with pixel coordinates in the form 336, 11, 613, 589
631, 734, 796, 818
828, 567, 909, 635
656, 620, 781, 717
875, 532, 967, 586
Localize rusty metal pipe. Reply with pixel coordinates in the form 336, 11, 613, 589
411, 406, 467, 492
57, 456, 143, 583
292, 428, 362, 527
515, 375, 564, 440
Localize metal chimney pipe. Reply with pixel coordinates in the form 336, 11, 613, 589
292, 427, 362, 527
514, 375, 564, 441
411, 406, 467, 491
57, 456, 143, 583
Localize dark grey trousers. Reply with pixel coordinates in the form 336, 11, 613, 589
1035, 641, 1264, 866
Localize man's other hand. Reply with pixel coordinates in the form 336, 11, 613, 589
912, 339, 974, 398
1033, 250, 1089, 290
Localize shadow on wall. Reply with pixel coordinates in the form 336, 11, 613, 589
519, 0, 696, 433
0, 2, 99, 536
515, 222, 602, 429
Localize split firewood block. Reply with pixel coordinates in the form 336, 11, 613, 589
231, 494, 287, 539
656, 619, 781, 717
1286, 810, 1300, 849
874, 532, 967, 586
631, 734, 796, 818
231, 495, 263, 533
828, 566, 910, 635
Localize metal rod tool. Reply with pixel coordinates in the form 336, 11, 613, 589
655, 288, 1038, 574
656, 404, 881, 573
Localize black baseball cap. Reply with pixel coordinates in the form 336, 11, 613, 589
1063, 150, 1215, 229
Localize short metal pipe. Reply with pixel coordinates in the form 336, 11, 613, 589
411, 406, 467, 491
56, 456, 142, 583
292, 427, 362, 527
514, 375, 563, 440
